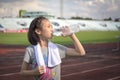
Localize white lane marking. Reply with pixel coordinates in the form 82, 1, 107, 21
62, 59, 108, 68
81, 64, 120, 73
106, 76, 120, 80
62, 64, 120, 77
0, 59, 108, 76
0, 72, 20, 76
0, 65, 21, 69
86, 55, 120, 59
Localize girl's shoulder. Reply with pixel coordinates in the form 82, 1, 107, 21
25, 45, 35, 55
26, 45, 34, 49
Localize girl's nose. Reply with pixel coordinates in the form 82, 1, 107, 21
51, 25, 53, 32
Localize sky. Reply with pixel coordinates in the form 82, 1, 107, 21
0, 0, 120, 19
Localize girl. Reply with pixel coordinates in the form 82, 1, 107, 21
20, 16, 85, 80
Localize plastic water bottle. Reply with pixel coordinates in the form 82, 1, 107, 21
53, 24, 80, 36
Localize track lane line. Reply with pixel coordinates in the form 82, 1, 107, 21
62, 59, 108, 68
106, 76, 120, 80
0, 65, 21, 69
81, 64, 120, 73
62, 64, 120, 77
0, 59, 108, 76
0, 72, 20, 76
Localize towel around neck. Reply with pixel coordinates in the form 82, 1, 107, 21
34, 42, 61, 68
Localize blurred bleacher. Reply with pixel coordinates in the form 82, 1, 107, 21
0, 18, 120, 33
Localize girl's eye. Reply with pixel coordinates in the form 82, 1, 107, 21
48, 25, 52, 28
48, 26, 50, 28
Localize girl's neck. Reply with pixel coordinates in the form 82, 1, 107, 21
39, 39, 48, 48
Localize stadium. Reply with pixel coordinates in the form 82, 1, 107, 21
0, 17, 120, 33
0, 10, 120, 80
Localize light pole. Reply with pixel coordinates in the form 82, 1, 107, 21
60, 0, 63, 18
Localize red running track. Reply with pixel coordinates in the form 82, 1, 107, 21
0, 42, 120, 80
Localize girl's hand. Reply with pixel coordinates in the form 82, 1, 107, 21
37, 66, 45, 74
61, 26, 73, 37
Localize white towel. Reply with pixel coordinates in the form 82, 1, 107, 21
34, 42, 61, 72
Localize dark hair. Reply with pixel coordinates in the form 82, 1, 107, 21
28, 16, 48, 45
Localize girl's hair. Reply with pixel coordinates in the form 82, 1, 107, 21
28, 16, 48, 45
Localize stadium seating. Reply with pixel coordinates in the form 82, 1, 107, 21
0, 18, 120, 33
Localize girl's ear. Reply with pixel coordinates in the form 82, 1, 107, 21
35, 28, 41, 35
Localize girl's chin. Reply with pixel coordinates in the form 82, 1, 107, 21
51, 35, 53, 39
49, 34, 53, 39
51, 33, 54, 37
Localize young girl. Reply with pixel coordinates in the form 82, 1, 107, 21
20, 16, 85, 80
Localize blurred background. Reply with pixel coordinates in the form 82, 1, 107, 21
0, 0, 120, 19
0, 0, 120, 80
0, 0, 120, 33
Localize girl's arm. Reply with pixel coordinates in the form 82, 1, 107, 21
61, 26, 86, 56
20, 61, 41, 76
66, 33, 86, 56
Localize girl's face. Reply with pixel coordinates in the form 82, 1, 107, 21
38, 19, 53, 40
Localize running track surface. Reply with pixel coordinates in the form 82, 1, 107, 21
0, 42, 120, 80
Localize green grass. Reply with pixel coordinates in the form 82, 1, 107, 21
52, 31, 120, 45
0, 33, 29, 45
76, 31, 120, 43
0, 31, 120, 45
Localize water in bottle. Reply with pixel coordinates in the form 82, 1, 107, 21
53, 23, 80, 36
